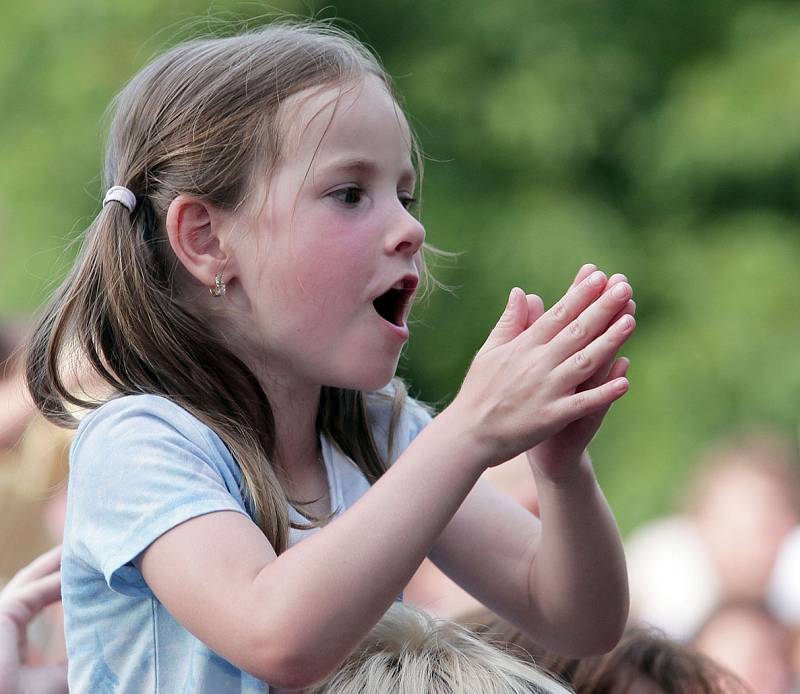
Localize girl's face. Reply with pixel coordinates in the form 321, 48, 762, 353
229, 75, 425, 392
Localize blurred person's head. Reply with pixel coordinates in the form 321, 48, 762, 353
306, 603, 571, 694
0, 319, 27, 379
683, 429, 799, 600
693, 600, 794, 694
462, 608, 748, 694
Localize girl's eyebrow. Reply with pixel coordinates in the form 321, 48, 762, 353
318, 157, 416, 185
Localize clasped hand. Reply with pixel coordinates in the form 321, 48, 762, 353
452, 264, 636, 480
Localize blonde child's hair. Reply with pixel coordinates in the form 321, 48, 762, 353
306, 603, 573, 694
25, 20, 430, 553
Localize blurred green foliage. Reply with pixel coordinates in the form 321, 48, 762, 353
2, 1, 799, 533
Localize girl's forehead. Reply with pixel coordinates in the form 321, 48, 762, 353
278, 75, 413, 167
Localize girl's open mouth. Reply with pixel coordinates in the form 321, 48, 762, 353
372, 276, 418, 327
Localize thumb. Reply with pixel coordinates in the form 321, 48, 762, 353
525, 293, 545, 329
479, 287, 527, 354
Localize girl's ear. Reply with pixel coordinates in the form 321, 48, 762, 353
166, 194, 230, 289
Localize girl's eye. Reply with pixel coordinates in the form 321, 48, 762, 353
330, 187, 363, 206
400, 195, 418, 212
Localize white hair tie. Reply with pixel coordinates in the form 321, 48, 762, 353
103, 185, 137, 213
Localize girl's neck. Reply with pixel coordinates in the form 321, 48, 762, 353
258, 370, 322, 475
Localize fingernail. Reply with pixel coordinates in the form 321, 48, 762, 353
612, 283, 630, 299
589, 271, 605, 286
508, 287, 519, 306
619, 315, 635, 331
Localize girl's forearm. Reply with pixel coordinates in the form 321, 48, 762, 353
249, 404, 486, 685
526, 453, 628, 656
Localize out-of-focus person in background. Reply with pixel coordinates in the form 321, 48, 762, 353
0, 545, 66, 694
307, 603, 572, 694
693, 600, 796, 694
0, 321, 37, 452
461, 607, 749, 694
625, 429, 799, 641
0, 321, 69, 671
0, 320, 69, 577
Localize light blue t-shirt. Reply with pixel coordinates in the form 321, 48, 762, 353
62, 390, 430, 693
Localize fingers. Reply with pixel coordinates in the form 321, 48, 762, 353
528, 265, 631, 340
3, 545, 61, 592
12, 572, 62, 620
575, 279, 634, 387
581, 355, 630, 394
602, 274, 635, 328
554, 314, 635, 390
526, 270, 608, 345
570, 263, 597, 289
478, 287, 529, 355
560, 372, 630, 422
545, 280, 633, 365
524, 293, 545, 329
1, 546, 62, 627
564, 358, 631, 432
612, 299, 636, 324
608, 356, 630, 382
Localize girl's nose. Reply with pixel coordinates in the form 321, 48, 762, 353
386, 209, 425, 257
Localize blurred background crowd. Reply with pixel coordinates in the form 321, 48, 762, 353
2, 0, 800, 691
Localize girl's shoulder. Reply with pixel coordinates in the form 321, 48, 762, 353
365, 380, 435, 463
72, 393, 232, 471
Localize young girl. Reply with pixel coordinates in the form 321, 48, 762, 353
26, 21, 636, 692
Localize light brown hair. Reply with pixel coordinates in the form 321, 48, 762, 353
462, 608, 749, 694
25, 21, 430, 553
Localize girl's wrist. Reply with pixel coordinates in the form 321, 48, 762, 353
528, 449, 596, 491
434, 402, 496, 477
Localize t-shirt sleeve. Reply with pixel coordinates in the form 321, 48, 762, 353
395, 396, 433, 456
66, 395, 251, 597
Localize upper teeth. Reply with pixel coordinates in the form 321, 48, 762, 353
392, 281, 404, 290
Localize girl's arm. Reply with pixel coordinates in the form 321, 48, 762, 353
138, 411, 486, 689
428, 267, 632, 655
137, 269, 633, 689
425, 453, 627, 657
